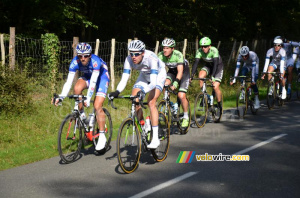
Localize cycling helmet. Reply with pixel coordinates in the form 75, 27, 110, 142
240, 46, 250, 56
128, 40, 145, 51
76, 43, 92, 55
274, 36, 282, 40
199, 37, 211, 46
162, 38, 176, 47
274, 38, 283, 45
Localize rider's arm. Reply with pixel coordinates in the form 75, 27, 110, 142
279, 49, 286, 74
176, 64, 184, 80
86, 70, 100, 106
263, 51, 271, 73
293, 47, 298, 62
191, 58, 200, 78
60, 71, 76, 98
251, 61, 257, 83
211, 57, 219, 78
116, 57, 131, 93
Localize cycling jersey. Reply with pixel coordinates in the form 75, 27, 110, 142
263, 48, 286, 74
295, 47, 300, 69
234, 51, 259, 83
60, 54, 110, 102
158, 50, 190, 92
191, 46, 224, 82
116, 50, 166, 93
283, 42, 298, 67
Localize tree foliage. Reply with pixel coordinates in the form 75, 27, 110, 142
0, 0, 299, 44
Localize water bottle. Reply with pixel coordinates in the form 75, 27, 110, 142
173, 103, 178, 114
207, 94, 211, 104
210, 95, 214, 106
145, 116, 151, 132
89, 113, 95, 131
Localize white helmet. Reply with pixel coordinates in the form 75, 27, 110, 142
162, 38, 176, 47
274, 38, 283, 45
76, 43, 92, 55
240, 46, 249, 56
128, 40, 145, 51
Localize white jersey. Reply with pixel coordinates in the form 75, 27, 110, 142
235, 51, 259, 82
263, 48, 286, 73
117, 50, 166, 93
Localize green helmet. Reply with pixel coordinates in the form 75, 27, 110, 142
199, 37, 211, 46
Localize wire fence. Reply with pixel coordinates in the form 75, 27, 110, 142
1, 35, 274, 84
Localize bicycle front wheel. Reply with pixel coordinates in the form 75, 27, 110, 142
236, 88, 248, 118
212, 94, 223, 123
58, 114, 83, 164
267, 81, 275, 109
194, 93, 208, 128
117, 117, 141, 174
92, 108, 113, 153
177, 98, 191, 134
151, 112, 170, 162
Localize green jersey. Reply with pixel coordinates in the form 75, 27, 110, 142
158, 50, 184, 69
195, 46, 219, 62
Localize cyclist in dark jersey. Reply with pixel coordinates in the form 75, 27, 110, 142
191, 37, 224, 112
158, 38, 190, 127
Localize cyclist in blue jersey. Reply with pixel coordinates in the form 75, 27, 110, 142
52, 43, 110, 151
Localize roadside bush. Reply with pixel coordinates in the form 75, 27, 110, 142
0, 66, 34, 115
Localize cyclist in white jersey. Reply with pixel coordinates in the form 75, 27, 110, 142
230, 46, 260, 109
109, 40, 166, 149
282, 38, 298, 94
261, 37, 287, 99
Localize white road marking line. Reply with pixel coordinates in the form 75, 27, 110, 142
233, 133, 287, 155
129, 172, 198, 198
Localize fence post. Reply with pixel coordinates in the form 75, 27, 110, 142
236, 41, 243, 60
155, 41, 159, 54
252, 39, 258, 51
73, 37, 79, 58
195, 37, 199, 52
110, 38, 116, 91
227, 39, 236, 66
94, 39, 100, 56
9, 27, 15, 70
217, 41, 221, 50
1, 34, 4, 66
182, 39, 187, 59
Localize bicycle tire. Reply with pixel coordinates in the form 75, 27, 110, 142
212, 93, 223, 123
58, 114, 83, 164
151, 112, 170, 162
236, 88, 248, 118
267, 81, 275, 109
276, 83, 284, 106
157, 100, 171, 128
92, 108, 113, 152
194, 93, 208, 128
177, 98, 191, 134
117, 117, 141, 174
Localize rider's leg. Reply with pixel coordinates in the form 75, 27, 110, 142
287, 66, 293, 93
132, 88, 143, 121
281, 70, 287, 99
74, 78, 88, 114
199, 70, 207, 88
267, 66, 275, 81
147, 88, 161, 149
94, 96, 107, 150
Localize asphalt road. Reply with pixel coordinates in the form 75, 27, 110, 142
1, 98, 300, 198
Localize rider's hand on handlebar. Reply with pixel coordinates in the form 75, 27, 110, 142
108, 90, 120, 99
261, 74, 265, 80
52, 97, 62, 106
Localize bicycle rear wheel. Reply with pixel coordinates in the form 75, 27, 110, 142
157, 100, 171, 128
212, 94, 223, 123
177, 98, 191, 134
236, 88, 248, 118
92, 108, 113, 153
267, 81, 275, 109
117, 117, 141, 174
58, 114, 83, 163
194, 93, 208, 128
151, 112, 170, 162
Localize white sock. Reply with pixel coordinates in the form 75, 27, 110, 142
96, 131, 106, 151
147, 126, 160, 149
183, 112, 189, 119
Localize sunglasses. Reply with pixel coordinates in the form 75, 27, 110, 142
201, 46, 209, 49
274, 44, 282, 47
130, 52, 142, 57
78, 54, 90, 59
242, 55, 248, 58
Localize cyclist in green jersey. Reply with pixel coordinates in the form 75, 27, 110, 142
158, 38, 190, 127
191, 37, 224, 112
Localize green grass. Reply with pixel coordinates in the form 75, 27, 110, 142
0, 75, 271, 171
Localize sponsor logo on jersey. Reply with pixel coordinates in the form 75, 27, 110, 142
93, 62, 98, 68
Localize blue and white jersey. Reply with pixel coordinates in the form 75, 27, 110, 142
235, 51, 259, 82
263, 48, 286, 73
117, 50, 166, 93
283, 42, 294, 59
69, 54, 108, 79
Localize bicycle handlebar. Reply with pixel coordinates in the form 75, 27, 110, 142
164, 85, 178, 95
108, 94, 147, 110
